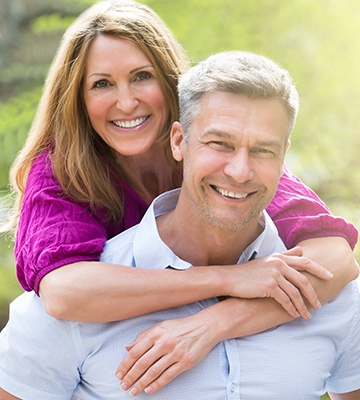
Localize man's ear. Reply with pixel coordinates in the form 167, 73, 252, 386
170, 121, 185, 162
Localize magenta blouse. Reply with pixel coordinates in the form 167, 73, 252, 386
15, 151, 358, 295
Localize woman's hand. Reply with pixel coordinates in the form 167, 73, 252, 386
221, 246, 331, 318
116, 314, 217, 396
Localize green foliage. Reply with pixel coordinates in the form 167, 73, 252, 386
0, 234, 21, 330
32, 13, 78, 33
0, 88, 42, 189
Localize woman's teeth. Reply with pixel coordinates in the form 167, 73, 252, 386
113, 116, 147, 128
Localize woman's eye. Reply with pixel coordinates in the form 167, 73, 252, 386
93, 80, 110, 89
134, 71, 152, 81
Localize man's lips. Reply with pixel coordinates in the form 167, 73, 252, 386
211, 185, 252, 199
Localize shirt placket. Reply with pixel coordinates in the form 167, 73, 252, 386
224, 339, 241, 399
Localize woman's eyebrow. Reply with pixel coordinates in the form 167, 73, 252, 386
130, 64, 154, 74
87, 72, 112, 79
87, 64, 154, 79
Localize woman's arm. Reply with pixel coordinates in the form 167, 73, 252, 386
268, 167, 359, 300
114, 236, 358, 395
40, 246, 328, 321
297, 236, 359, 303
267, 166, 358, 250
30, 156, 358, 322
329, 389, 360, 400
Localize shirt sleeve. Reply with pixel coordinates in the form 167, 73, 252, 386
15, 152, 109, 295
266, 165, 358, 250
325, 282, 360, 393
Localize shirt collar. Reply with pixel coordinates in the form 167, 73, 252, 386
133, 189, 192, 270
239, 211, 285, 263
133, 188, 284, 270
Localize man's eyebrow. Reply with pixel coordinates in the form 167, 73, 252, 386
200, 130, 233, 140
255, 139, 283, 149
201, 130, 284, 149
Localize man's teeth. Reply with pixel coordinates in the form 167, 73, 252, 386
215, 187, 249, 199
113, 116, 147, 128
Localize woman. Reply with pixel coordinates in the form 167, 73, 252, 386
0, 0, 358, 398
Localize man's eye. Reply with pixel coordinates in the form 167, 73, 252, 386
253, 148, 275, 157
208, 141, 232, 150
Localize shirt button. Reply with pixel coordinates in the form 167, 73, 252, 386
230, 383, 235, 392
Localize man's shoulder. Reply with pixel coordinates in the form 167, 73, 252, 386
101, 224, 138, 264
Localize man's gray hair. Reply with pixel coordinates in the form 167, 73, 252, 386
178, 51, 299, 141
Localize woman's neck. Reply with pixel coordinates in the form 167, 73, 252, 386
116, 148, 182, 204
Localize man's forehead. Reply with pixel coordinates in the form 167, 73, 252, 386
189, 92, 289, 147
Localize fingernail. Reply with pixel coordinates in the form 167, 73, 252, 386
316, 300, 322, 309
306, 311, 312, 320
120, 382, 128, 391
129, 387, 138, 396
125, 342, 135, 350
144, 386, 152, 394
115, 372, 124, 380
326, 271, 334, 278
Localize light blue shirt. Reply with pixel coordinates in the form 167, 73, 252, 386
1, 189, 359, 399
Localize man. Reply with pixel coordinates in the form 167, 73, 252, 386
106, 51, 360, 399
1, 51, 359, 399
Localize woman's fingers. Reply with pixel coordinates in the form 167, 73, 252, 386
115, 330, 159, 384
120, 346, 189, 396
116, 316, 214, 396
277, 247, 334, 280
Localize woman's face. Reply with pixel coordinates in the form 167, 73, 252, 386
83, 35, 169, 157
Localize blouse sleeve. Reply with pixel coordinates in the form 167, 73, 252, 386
15, 152, 110, 295
266, 165, 358, 250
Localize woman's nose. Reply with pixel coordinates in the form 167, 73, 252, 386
115, 85, 139, 113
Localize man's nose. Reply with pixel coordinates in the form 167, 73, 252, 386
223, 150, 254, 183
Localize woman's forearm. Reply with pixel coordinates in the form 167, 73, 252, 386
296, 236, 359, 304
39, 236, 355, 322
39, 261, 225, 321
206, 236, 359, 342
114, 236, 359, 395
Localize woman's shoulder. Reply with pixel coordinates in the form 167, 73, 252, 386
26, 149, 62, 192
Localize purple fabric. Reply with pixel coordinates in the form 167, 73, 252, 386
15, 151, 148, 294
267, 165, 358, 250
15, 153, 358, 294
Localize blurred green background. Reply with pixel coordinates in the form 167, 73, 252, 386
0, 3, 358, 396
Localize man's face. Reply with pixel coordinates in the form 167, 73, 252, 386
171, 91, 290, 232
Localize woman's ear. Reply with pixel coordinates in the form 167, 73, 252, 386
170, 121, 185, 162
286, 139, 291, 151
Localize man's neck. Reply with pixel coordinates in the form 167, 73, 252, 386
156, 199, 264, 266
